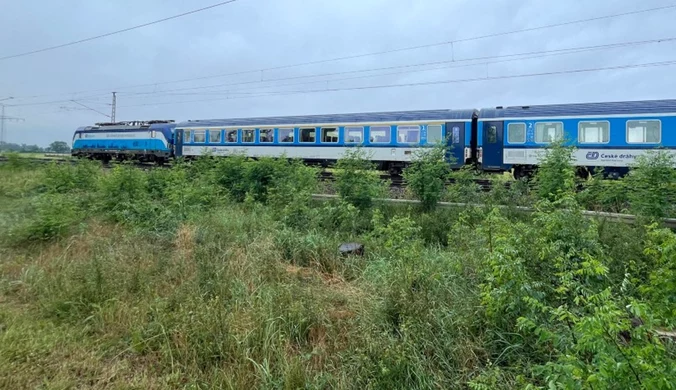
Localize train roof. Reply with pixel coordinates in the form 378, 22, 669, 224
76, 120, 175, 132
178, 109, 478, 127
480, 99, 676, 119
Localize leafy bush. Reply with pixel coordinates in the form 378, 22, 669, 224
334, 148, 385, 211
625, 150, 676, 220
42, 160, 100, 194
534, 141, 576, 202
7, 193, 83, 244
403, 144, 452, 210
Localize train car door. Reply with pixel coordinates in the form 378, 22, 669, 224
174, 129, 184, 157
481, 121, 504, 170
445, 122, 464, 168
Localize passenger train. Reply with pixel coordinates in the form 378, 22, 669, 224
71, 99, 676, 177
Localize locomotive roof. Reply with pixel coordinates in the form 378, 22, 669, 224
480, 99, 676, 119
178, 109, 478, 127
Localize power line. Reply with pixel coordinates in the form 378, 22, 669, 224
117, 59, 676, 108
70, 100, 111, 118
8, 3, 675, 100
0, 0, 240, 62
10, 35, 676, 107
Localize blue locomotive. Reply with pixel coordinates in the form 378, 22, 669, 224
71, 98, 676, 176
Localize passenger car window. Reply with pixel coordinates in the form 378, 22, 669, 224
345, 126, 364, 143
259, 128, 273, 143
627, 120, 660, 143
486, 126, 497, 144
397, 125, 421, 143
507, 123, 526, 143
321, 128, 338, 143
370, 126, 391, 143
579, 121, 609, 143
427, 125, 442, 144
242, 129, 255, 143
184, 130, 192, 143
194, 130, 206, 143
300, 128, 316, 143
225, 130, 238, 143
280, 128, 294, 143
535, 122, 563, 143
209, 130, 221, 143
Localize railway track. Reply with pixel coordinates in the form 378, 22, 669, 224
318, 170, 507, 191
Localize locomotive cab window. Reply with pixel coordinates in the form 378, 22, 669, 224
397, 125, 421, 143
242, 129, 255, 143
194, 130, 206, 143
321, 128, 338, 143
225, 130, 238, 143
209, 130, 221, 143
627, 120, 661, 144
150, 131, 157, 138
579, 121, 610, 144
345, 127, 364, 143
259, 129, 274, 143
427, 125, 442, 144
370, 126, 391, 143
507, 123, 526, 143
280, 128, 294, 143
184, 130, 192, 143
535, 122, 563, 143
300, 128, 316, 143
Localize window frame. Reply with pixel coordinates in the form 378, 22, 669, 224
279, 128, 295, 143
369, 125, 392, 144
242, 129, 255, 143
626, 119, 661, 144
225, 129, 238, 143
427, 124, 443, 145
507, 122, 526, 144
209, 129, 222, 144
320, 127, 339, 143
345, 126, 364, 144
300, 127, 317, 143
396, 125, 421, 144
259, 128, 274, 143
193, 130, 206, 144
578, 121, 610, 144
183, 130, 192, 143
534, 122, 564, 144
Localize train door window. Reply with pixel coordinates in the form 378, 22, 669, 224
184, 130, 192, 143
452, 126, 461, 144
427, 125, 442, 144
321, 128, 338, 143
486, 126, 498, 144
579, 121, 610, 143
300, 128, 316, 143
280, 128, 294, 143
535, 122, 563, 143
397, 125, 421, 143
507, 123, 526, 143
370, 126, 391, 143
627, 120, 661, 143
194, 130, 206, 143
259, 128, 274, 143
242, 129, 255, 143
209, 129, 222, 143
345, 126, 364, 143
225, 129, 238, 143
151, 130, 156, 138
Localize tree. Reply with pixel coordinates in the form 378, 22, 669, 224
48, 141, 70, 154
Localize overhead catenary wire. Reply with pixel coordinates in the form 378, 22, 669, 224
0, 0, 240, 62
10, 35, 676, 108
115, 59, 676, 108
7, 3, 676, 101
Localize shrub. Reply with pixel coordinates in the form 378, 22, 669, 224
334, 148, 385, 211
403, 144, 452, 211
7, 193, 83, 244
534, 141, 576, 202
625, 150, 676, 220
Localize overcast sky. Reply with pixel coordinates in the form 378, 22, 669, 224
1, 0, 675, 146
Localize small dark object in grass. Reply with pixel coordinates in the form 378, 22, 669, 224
339, 243, 364, 257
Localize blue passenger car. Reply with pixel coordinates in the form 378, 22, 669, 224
478, 99, 676, 178
175, 109, 478, 172
72, 120, 176, 163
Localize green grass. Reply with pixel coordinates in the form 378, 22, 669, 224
0, 155, 674, 389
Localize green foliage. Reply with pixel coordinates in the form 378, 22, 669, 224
641, 225, 676, 323
7, 193, 83, 244
446, 165, 481, 203
402, 144, 452, 210
625, 151, 676, 220
534, 141, 576, 202
42, 160, 99, 194
577, 169, 629, 213
334, 148, 385, 210
47, 141, 70, 154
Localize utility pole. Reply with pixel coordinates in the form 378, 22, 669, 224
111, 92, 117, 122
0, 103, 25, 146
